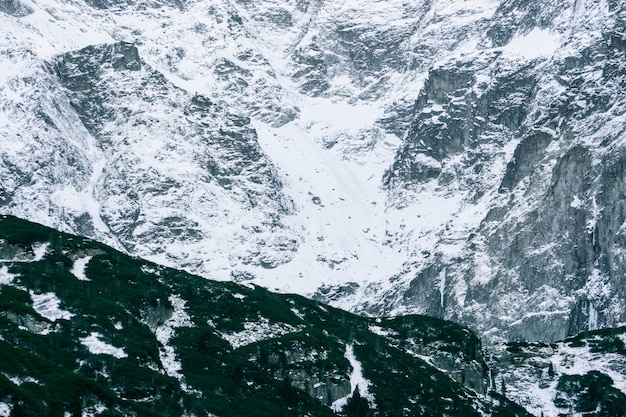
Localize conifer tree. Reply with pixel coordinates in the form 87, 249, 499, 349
344, 386, 371, 417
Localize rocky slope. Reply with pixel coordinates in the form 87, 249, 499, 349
491, 327, 626, 416
378, 0, 626, 343
0, 215, 531, 417
1, 0, 626, 347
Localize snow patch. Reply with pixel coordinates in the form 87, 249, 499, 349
503, 29, 561, 60
5, 375, 39, 386
220, 318, 301, 349
290, 307, 305, 320
253, 119, 406, 296
581, 269, 611, 301
471, 252, 493, 285
79, 332, 127, 359
32, 242, 50, 261
331, 343, 375, 412
51, 181, 112, 238
79, 402, 108, 417
155, 294, 193, 388
0, 265, 17, 286
368, 325, 397, 338
71, 256, 93, 281
0, 402, 12, 417
30, 291, 74, 322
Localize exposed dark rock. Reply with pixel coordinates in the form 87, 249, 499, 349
499, 131, 553, 192
0, 0, 31, 16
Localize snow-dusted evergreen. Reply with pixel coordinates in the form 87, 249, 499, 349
0, 215, 533, 417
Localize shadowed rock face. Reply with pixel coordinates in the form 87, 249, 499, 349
0, 0, 31, 16
48, 41, 293, 266
381, 0, 626, 343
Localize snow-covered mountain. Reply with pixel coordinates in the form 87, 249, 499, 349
1, 0, 626, 346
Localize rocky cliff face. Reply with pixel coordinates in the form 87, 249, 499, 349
491, 327, 626, 416
380, 0, 626, 343
52, 40, 294, 270
1, 0, 626, 347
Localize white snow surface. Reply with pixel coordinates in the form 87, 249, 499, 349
503, 29, 561, 60
0, 403, 11, 417
331, 343, 375, 411
219, 317, 301, 350
79, 332, 127, 359
0, 265, 17, 286
154, 294, 193, 387
30, 291, 74, 322
70, 256, 93, 281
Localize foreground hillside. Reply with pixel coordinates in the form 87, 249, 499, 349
0, 215, 529, 417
